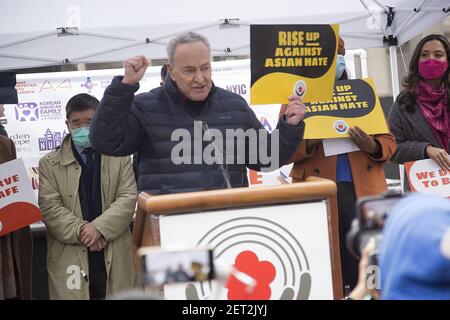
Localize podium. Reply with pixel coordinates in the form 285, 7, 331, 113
132, 177, 342, 300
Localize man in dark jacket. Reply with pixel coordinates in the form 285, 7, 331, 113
132, 63, 168, 180
90, 32, 306, 194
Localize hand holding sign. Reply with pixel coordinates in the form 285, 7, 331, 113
348, 126, 380, 156
284, 95, 306, 126
425, 145, 450, 170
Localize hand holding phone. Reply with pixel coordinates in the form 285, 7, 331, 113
138, 247, 215, 286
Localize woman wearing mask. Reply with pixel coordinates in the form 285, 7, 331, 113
388, 34, 450, 175
280, 37, 397, 294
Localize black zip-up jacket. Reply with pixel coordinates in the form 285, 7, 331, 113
90, 76, 304, 194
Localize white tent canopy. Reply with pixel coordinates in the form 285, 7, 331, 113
1, 0, 448, 71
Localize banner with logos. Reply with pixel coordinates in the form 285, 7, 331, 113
250, 24, 339, 105
405, 159, 450, 198
3, 60, 294, 191
0, 158, 42, 236
303, 78, 389, 139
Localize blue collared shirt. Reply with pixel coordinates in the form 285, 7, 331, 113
336, 153, 353, 182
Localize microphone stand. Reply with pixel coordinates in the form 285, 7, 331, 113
201, 122, 232, 189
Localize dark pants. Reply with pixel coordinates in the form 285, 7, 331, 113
88, 250, 107, 300
337, 182, 359, 296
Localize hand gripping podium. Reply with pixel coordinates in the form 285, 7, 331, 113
132, 177, 342, 300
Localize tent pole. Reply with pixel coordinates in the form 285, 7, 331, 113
388, 44, 405, 192
389, 45, 400, 101
0, 31, 57, 49
0, 52, 62, 63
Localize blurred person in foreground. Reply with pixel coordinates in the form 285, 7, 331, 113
348, 193, 450, 300
380, 193, 450, 299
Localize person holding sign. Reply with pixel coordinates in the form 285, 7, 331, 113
38, 94, 137, 299
388, 34, 450, 175
0, 140, 33, 300
280, 37, 397, 294
0, 91, 33, 300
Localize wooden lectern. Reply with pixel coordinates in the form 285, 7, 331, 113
133, 177, 342, 299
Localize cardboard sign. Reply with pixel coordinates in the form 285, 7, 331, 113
303, 78, 389, 139
0, 158, 42, 236
250, 24, 339, 105
405, 159, 450, 198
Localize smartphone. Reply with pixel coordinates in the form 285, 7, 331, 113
138, 247, 215, 286
357, 192, 404, 232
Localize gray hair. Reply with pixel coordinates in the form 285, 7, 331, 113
167, 32, 211, 64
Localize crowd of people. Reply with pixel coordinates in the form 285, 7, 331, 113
0, 31, 449, 300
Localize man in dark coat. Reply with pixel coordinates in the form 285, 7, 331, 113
91, 32, 306, 194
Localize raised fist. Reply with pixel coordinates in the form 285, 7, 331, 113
121, 55, 150, 85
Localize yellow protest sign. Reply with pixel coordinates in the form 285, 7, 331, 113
303, 78, 389, 139
250, 24, 339, 105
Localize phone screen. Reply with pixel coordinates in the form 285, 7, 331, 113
141, 248, 214, 285
360, 195, 403, 231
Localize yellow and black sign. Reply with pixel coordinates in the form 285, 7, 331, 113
250, 24, 339, 105
303, 78, 389, 139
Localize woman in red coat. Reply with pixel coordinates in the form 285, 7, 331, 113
0, 132, 33, 300
280, 38, 397, 295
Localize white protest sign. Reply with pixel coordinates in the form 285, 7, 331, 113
0, 158, 42, 235
405, 158, 450, 198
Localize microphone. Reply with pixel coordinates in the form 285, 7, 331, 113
201, 121, 232, 189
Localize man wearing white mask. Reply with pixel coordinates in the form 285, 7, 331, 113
38, 93, 137, 299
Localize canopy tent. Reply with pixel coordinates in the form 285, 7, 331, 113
0, 0, 449, 96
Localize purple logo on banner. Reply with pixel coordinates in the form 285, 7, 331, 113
259, 116, 273, 132
81, 77, 97, 93
258, 112, 277, 133
14, 102, 39, 122
38, 129, 68, 151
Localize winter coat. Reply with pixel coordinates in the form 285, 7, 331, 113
90, 76, 305, 194
0, 135, 32, 300
388, 92, 449, 164
38, 135, 137, 299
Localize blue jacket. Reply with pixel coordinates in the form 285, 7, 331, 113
90, 76, 304, 194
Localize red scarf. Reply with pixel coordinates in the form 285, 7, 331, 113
416, 81, 450, 151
